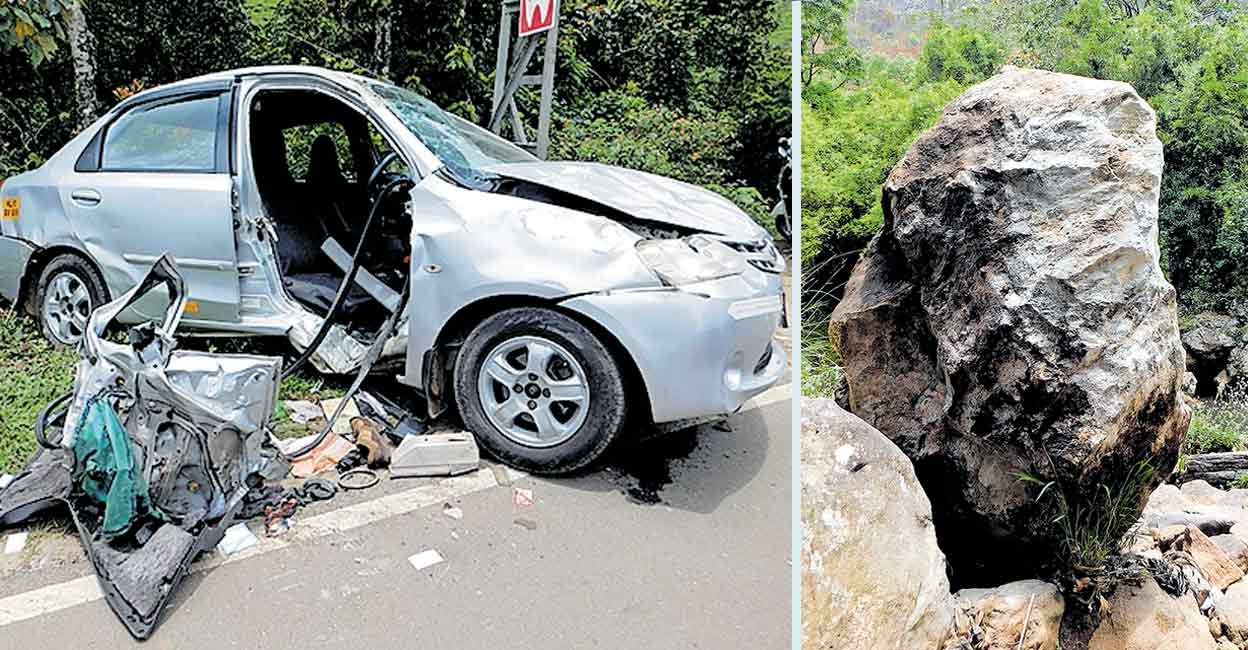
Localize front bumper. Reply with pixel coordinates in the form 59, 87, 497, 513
559, 271, 786, 424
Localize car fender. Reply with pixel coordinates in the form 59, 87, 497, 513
401, 174, 662, 396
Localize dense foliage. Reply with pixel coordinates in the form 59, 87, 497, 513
0, 0, 790, 230
803, 0, 1248, 394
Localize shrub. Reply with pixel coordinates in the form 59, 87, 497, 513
1184, 385, 1248, 455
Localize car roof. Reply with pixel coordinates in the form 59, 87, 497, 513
118, 66, 375, 107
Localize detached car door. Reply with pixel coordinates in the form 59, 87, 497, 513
65, 89, 239, 323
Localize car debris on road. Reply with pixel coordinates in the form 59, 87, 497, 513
407, 548, 445, 571
0, 256, 285, 639
4, 531, 27, 554
217, 523, 259, 556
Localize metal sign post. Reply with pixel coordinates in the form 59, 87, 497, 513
490, 0, 560, 159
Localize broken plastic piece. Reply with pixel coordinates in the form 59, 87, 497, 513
4, 531, 27, 554
283, 430, 355, 478
0, 447, 72, 528
390, 433, 480, 478
217, 523, 259, 556
321, 397, 361, 435
284, 400, 326, 424
407, 548, 444, 571
321, 238, 401, 312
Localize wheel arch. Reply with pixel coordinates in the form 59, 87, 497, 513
19, 244, 110, 317
430, 293, 654, 428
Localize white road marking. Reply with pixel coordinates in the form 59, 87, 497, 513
0, 382, 788, 628
0, 470, 498, 628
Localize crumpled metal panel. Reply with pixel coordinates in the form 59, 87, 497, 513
0, 253, 284, 639
485, 161, 769, 240
288, 312, 370, 374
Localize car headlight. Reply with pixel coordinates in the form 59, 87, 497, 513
636, 235, 748, 286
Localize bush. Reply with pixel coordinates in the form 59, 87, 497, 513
1184, 385, 1248, 455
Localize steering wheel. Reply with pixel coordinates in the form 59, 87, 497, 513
368, 152, 401, 200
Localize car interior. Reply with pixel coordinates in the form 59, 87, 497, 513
249, 89, 412, 326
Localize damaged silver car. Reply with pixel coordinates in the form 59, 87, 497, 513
0, 66, 786, 473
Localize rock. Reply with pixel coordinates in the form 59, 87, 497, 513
1181, 312, 1244, 397
1172, 526, 1245, 591
829, 66, 1190, 581
1177, 454, 1248, 488
1088, 577, 1217, 650
1184, 313, 1242, 360
1147, 483, 1189, 512
800, 398, 953, 650
1212, 534, 1248, 573
1153, 525, 1189, 549
1219, 580, 1248, 644
948, 580, 1063, 650
1145, 510, 1241, 538
1185, 481, 1228, 506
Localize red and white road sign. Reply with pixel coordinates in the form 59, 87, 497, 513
519, 0, 559, 37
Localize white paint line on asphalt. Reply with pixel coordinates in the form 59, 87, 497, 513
0, 381, 789, 628
0, 469, 499, 628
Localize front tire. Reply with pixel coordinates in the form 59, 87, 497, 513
454, 307, 627, 474
35, 254, 108, 348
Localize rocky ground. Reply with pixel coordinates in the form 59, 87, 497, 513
802, 399, 1248, 650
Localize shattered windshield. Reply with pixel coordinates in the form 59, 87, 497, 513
368, 82, 536, 186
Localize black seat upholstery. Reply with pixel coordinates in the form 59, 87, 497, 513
251, 123, 374, 316
306, 134, 352, 242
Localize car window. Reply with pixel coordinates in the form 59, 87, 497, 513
102, 95, 219, 172
282, 122, 357, 183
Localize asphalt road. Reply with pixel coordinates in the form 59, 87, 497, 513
0, 389, 790, 649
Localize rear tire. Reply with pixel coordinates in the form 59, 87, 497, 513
35, 254, 108, 348
454, 307, 627, 475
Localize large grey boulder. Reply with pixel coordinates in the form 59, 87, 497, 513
801, 398, 953, 650
830, 67, 1191, 581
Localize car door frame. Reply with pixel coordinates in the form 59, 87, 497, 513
68, 81, 241, 325
231, 74, 430, 329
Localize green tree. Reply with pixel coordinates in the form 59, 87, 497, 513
802, 0, 862, 88
914, 19, 1004, 85
0, 0, 69, 66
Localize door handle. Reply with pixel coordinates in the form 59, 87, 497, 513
70, 189, 101, 207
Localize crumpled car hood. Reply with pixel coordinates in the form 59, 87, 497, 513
484, 161, 768, 240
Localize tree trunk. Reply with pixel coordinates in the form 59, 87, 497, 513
65, 0, 99, 131
374, 11, 392, 79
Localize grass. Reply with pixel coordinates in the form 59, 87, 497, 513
0, 309, 77, 475
1020, 461, 1158, 572
1182, 384, 1248, 456
0, 308, 348, 474
800, 286, 844, 399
